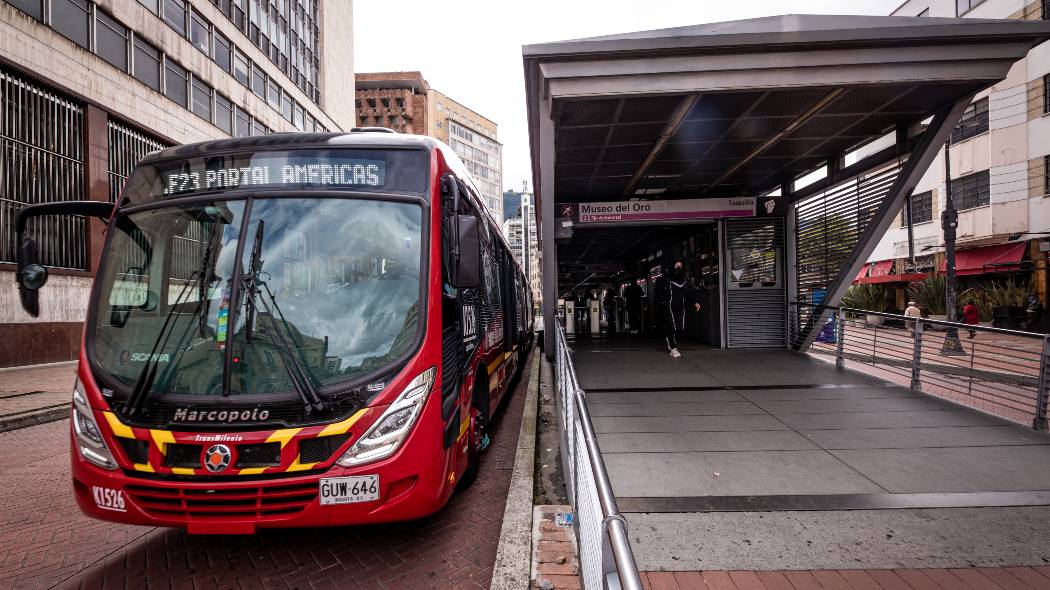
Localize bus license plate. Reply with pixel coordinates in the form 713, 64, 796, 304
319, 475, 380, 505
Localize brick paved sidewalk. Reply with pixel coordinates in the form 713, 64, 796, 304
0, 363, 77, 432
0, 352, 535, 589
642, 568, 1050, 589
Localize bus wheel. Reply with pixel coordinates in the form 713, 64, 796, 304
456, 378, 488, 493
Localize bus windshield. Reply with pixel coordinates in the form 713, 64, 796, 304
91, 194, 424, 399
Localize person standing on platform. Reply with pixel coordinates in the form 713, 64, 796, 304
624, 281, 643, 335
656, 260, 701, 358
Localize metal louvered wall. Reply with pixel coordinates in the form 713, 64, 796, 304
108, 120, 167, 202
0, 66, 86, 269
791, 162, 905, 348
725, 218, 786, 348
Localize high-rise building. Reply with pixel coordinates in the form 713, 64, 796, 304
355, 71, 503, 222
502, 191, 540, 312
0, 0, 354, 367
503, 188, 524, 220
862, 0, 1050, 311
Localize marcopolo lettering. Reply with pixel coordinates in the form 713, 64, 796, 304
173, 408, 271, 423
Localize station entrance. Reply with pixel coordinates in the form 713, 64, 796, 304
558, 216, 786, 350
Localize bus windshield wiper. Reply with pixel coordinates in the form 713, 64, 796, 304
123, 267, 201, 417
235, 221, 325, 413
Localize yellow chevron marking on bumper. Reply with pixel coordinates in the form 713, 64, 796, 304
102, 412, 134, 439
318, 409, 368, 437
171, 467, 195, 475
132, 462, 154, 472
150, 429, 175, 454
266, 428, 302, 449
238, 467, 267, 475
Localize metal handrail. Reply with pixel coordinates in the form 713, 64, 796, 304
791, 301, 1046, 339
554, 321, 643, 590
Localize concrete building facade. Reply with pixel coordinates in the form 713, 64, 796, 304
863, 0, 1050, 316
0, 0, 354, 367
501, 191, 540, 312
354, 71, 503, 222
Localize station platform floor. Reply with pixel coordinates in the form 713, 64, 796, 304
568, 337, 1050, 570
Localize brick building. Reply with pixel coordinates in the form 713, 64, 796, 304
0, 0, 355, 368
355, 71, 504, 221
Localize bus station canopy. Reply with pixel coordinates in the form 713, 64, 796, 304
523, 14, 1050, 344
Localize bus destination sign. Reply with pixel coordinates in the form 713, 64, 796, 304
161, 159, 386, 196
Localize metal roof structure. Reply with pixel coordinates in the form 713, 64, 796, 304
524, 14, 1050, 352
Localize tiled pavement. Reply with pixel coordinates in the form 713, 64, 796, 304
0, 362, 77, 421
641, 568, 1050, 589
0, 353, 533, 590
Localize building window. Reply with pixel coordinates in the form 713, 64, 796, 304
1043, 0, 1049, 19
190, 10, 210, 54
233, 50, 250, 86
950, 97, 988, 144
213, 32, 232, 72
956, 0, 986, 15
137, 0, 158, 12
133, 37, 161, 91
951, 170, 990, 211
1044, 74, 1049, 114
164, 59, 188, 108
52, 0, 91, 48
163, 0, 187, 36
191, 76, 212, 121
95, 11, 128, 72
281, 94, 293, 122
902, 191, 934, 225
215, 94, 233, 134
252, 119, 268, 136
1045, 155, 1050, 196
10, 0, 43, 20
267, 79, 280, 109
251, 67, 266, 98
234, 107, 251, 137
293, 103, 304, 130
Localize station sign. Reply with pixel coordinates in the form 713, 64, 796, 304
564, 197, 757, 226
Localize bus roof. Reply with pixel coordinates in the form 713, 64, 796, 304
138, 131, 442, 165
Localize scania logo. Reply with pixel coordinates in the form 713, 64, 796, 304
203, 444, 232, 473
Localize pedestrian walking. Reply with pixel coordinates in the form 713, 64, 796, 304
655, 260, 701, 358
904, 301, 922, 334
624, 281, 643, 335
962, 302, 979, 339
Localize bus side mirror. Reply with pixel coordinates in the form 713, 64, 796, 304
17, 237, 47, 317
15, 200, 114, 317
454, 215, 481, 289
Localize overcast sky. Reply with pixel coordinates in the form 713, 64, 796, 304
353, 0, 903, 194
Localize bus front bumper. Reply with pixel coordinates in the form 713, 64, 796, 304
71, 437, 453, 534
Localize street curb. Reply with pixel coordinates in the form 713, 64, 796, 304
0, 404, 69, 433
491, 349, 540, 590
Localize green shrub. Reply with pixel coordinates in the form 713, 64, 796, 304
841, 283, 890, 313
907, 273, 946, 315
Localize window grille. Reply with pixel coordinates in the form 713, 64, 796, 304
950, 170, 990, 211
0, 68, 86, 269
901, 191, 933, 225
108, 120, 168, 203
949, 97, 988, 144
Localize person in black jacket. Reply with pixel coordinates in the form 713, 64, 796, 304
656, 260, 701, 358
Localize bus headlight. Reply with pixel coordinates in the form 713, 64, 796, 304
72, 380, 117, 470
337, 367, 436, 467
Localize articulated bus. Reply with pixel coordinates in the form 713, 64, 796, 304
14, 130, 532, 533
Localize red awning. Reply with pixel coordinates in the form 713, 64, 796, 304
939, 242, 1027, 276
853, 260, 893, 283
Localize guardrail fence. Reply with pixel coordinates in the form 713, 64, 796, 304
553, 322, 642, 590
791, 302, 1049, 430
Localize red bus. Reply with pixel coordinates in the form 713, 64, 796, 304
14, 130, 532, 534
